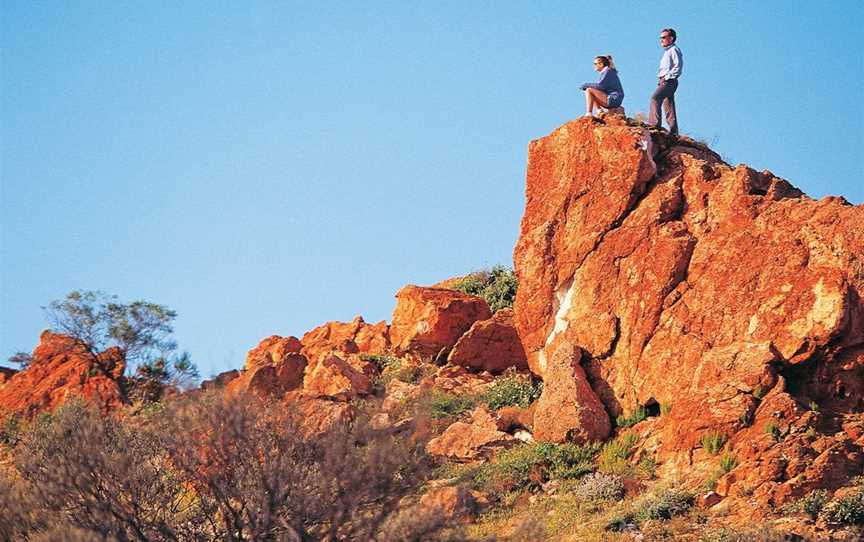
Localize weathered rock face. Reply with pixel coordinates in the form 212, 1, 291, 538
301, 316, 389, 364
447, 308, 529, 374
0, 331, 126, 417
532, 342, 611, 443
513, 116, 864, 505
225, 335, 306, 399
303, 354, 373, 401
390, 286, 492, 358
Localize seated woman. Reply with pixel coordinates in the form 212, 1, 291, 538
580, 55, 624, 116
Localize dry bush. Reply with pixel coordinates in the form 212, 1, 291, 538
9, 399, 202, 541
1, 393, 446, 542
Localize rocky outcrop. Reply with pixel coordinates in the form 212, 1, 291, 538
0, 331, 126, 417
0, 367, 17, 385
301, 316, 389, 364
303, 354, 374, 401
447, 308, 528, 374
416, 485, 490, 522
532, 343, 611, 443
513, 116, 864, 506
200, 369, 240, 391
426, 406, 517, 461
390, 286, 492, 358
226, 336, 307, 399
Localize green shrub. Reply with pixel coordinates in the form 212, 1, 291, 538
631, 488, 693, 522
363, 354, 425, 387
701, 431, 726, 455
797, 489, 829, 520
765, 421, 782, 441
660, 403, 672, 416
479, 371, 542, 410
616, 405, 648, 428
428, 391, 476, 419
738, 409, 754, 427
752, 385, 765, 399
598, 433, 638, 475
718, 452, 737, 473
473, 442, 599, 492
450, 266, 518, 312
822, 490, 864, 525
637, 455, 658, 479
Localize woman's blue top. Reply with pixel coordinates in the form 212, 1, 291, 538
581, 67, 624, 98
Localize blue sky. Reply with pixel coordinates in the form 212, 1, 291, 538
2, 1, 862, 377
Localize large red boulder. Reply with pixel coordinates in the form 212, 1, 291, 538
447, 308, 528, 373
390, 285, 492, 358
532, 342, 610, 443
226, 335, 306, 399
512, 116, 864, 508
302, 354, 374, 401
0, 331, 126, 417
301, 316, 389, 364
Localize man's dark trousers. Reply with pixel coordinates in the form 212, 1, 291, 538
649, 78, 678, 136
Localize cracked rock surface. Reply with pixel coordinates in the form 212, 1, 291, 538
513, 116, 864, 509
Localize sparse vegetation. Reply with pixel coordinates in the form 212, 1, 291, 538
479, 370, 542, 410
450, 266, 518, 312
765, 421, 782, 441
598, 433, 638, 475
615, 405, 649, 428
822, 489, 864, 525
472, 441, 599, 493
364, 353, 426, 386
718, 452, 737, 473
701, 431, 726, 455
631, 488, 694, 522
660, 403, 672, 416
797, 489, 829, 520
429, 390, 477, 419
572, 472, 625, 501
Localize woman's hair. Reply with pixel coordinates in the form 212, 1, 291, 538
595, 55, 616, 70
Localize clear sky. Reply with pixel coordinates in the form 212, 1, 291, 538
2, 1, 862, 377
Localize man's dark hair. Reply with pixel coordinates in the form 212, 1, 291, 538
662, 28, 677, 42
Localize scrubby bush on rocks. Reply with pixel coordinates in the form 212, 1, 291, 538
572, 472, 625, 501
450, 266, 518, 312
479, 370, 542, 410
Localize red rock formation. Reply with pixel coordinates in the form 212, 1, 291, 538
0, 367, 17, 385
513, 116, 864, 505
416, 485, 490, 522
447, 308, 528, 374
301, 316, 389, 364
200, 369, 240, 391
532, 342, 611, 443
0, 331, 126, 417
390, 286, 491, 358
303, 354, 374, 401
226, 336, 306, 399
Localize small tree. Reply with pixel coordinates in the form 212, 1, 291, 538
44, 290, 177, 364
7, 351, 32, 368
37, 290, 198, 396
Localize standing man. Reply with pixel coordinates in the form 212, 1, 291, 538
649, 28, 683, 136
